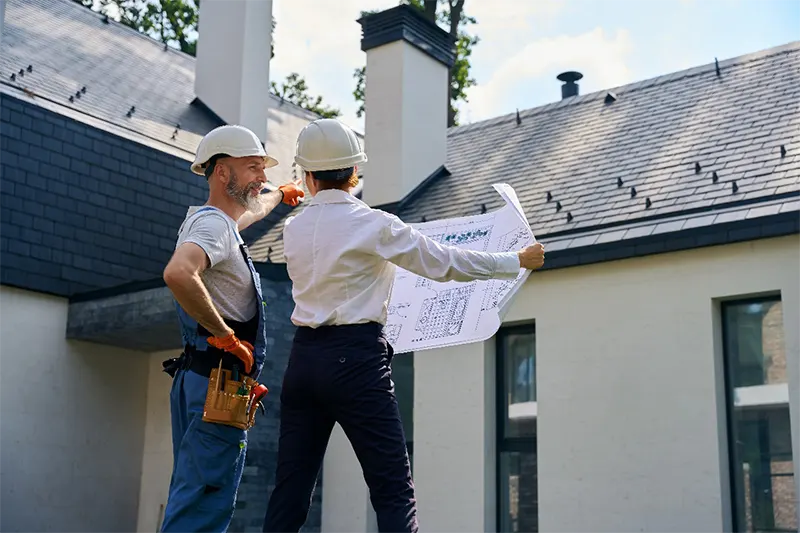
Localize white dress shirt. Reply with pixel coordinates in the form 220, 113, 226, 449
282, 189, 522, 328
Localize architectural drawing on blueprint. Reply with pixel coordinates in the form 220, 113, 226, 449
386, 183, 536, 354
413, 283, 476, 342
481, 227, 531, 311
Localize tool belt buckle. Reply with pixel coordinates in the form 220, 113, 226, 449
202, 360, 264, 430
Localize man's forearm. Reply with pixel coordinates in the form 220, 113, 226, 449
238, 190, 283, 231
167, 273, 232, 338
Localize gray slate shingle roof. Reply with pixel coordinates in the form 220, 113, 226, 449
1, 0, 330, 187
252, 41, 800, 263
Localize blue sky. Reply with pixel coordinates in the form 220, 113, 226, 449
268, 0, 799, 131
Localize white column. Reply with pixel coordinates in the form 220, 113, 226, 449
414, 341, 496, 532
321, 424, 372, 532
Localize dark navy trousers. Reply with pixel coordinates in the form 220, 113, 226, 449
263, 322, 418, 533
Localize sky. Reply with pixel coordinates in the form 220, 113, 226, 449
267, 0, 799, 133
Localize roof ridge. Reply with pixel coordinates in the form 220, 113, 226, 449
448, 39, 800, 136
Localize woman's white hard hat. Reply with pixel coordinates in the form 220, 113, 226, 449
191, 125, 279, 176
294, 118, 367, 172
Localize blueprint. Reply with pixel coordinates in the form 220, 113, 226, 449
386, 183, 536, 354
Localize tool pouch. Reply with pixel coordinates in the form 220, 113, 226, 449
202, 361, 263, 430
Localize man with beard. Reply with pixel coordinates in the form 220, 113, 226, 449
160, 124, 304, 532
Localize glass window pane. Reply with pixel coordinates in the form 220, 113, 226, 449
723, 298, 796, 533
392, 352, 414, 443
502, 332, 536, 439
499, 450, 538, 533
725, 300, 786, 387
732, 408, 797, 533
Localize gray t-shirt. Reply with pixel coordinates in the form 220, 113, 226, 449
175, 206, 257, 322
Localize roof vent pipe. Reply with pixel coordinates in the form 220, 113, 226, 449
557, 71, 583, 99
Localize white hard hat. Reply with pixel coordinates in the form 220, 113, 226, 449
191, 125, 279, 176
294, 119, 367, 173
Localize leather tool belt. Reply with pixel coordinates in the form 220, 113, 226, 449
202, 360, 266, 431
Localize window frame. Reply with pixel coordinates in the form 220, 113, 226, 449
720, 294, 794, 533
495, 322, 538, 533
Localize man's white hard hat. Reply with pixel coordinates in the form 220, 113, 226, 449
191, 125, 279, 176
294, 119, 367, 173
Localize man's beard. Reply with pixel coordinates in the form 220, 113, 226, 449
226, 172, 261, 211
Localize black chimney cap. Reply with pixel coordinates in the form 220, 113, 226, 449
557, 71, 583, 84
557, 71, 583, 99
358, 4, 455, 68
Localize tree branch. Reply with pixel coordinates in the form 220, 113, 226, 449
423, 0, 437, 22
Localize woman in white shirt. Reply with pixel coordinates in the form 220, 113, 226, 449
262, 119, 545, 533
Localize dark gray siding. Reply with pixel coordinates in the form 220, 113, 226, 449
0, 93, 283, 297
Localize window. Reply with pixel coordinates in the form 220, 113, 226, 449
722, 297, 796, 533
497, 325, 537, 533
392, 352, 414, 470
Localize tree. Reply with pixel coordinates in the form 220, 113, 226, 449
353, 0, 478, 127
75, 1, 337, 117
271, 73, 341, 119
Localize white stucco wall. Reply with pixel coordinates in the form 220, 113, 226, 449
338, 235, 798, 533
0, 285, 150, 532
136, 350, 179, 533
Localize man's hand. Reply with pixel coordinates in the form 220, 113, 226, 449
207, 333, 254, 374
279, 179, 305, 207
518, 242, 545, 270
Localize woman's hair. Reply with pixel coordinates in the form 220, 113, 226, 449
311, 167, 359, 191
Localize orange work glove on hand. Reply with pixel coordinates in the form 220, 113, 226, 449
207, 333, 254, 374
278, 180, 305, 207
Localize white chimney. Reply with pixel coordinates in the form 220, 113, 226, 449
194, 0, 272, 143
358, 5, 455, 208
1, 0, 6, 51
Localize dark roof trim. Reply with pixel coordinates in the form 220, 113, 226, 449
375, 165, 451, 214
69, 262, 290, 304
69, 277, 166, 303
542, 209, 799, 271
358, 4, 456, 68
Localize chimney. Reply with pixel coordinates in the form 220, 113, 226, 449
557, 71, 583, 100
194, 0, 272, 143
1, 0, 6, 51
358, 5, 456, 208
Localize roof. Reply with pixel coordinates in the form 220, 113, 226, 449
252, 41, 800, 262
0, 0, 347, 187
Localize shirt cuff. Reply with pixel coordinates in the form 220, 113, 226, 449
494, 252, 522, 278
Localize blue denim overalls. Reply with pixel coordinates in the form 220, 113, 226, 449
160, 206, 268, 532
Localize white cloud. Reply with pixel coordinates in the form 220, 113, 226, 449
462, 27, 634, 122
469, 0, 565, 33
270, 0, 397, 132
268, 0, 569, 131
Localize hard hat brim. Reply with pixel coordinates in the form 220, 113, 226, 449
191, 154, 279, 176
294, 152, 367, 173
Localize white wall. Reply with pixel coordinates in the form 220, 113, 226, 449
136, 351, 179, 533
406, 235, 799, 532
0, 286, 150, 532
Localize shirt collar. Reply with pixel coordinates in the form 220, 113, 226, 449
307, 189, 367, 208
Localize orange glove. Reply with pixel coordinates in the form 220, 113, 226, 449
279, 180, 305, 207
207, 333, 254, 374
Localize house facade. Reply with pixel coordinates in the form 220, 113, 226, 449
1, 0, 798, 533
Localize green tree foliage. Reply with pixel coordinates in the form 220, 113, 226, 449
74, 0, 337, 117
353, 0, 478, 126
271, 73, 341, 119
